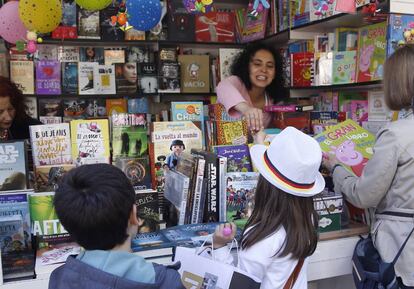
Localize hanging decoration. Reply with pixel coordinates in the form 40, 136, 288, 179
248, 0, 270, 18
110, 1, 132, 31
25, 31, 40, 54
183, 0, 214, 14
127, 0, 162, 31
18, 0, 62, 33
0, 1, 28, 44
75, 0, 112, 11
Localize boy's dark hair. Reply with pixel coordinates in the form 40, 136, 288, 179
231, 43, 287, 101
54, 164, 135, 250
241, 176, 319, 259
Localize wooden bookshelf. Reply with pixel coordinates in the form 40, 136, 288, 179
319, 222, 369, 241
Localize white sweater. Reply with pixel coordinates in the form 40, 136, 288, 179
213, 226, 308, 289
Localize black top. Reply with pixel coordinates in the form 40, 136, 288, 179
9, 117, 42, 140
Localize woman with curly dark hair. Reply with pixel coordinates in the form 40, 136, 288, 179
216, 43, 286, 132
0, 76, 41, 140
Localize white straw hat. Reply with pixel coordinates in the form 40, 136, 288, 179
250, 127, 325, 197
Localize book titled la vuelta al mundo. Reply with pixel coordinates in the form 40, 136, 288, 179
314, 119, 375, 177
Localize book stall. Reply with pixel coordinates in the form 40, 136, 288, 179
1, 0, 413, 288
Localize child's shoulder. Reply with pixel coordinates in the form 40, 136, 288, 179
152, 262, 185, 289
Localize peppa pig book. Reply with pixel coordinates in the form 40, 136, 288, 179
314, 119, 375, 177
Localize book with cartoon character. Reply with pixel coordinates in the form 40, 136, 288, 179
314, 119, 375, 177
387, 14, 414, 56
356, 21, 387, 82
70, 119, 110, 165
178, 55, 210, 93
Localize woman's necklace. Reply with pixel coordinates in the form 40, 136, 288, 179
0, 129, 8, 141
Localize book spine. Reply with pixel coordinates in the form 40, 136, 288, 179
218, 156, 227, 222
178, 177, 190, 225
191, 158, 206, 224
264, 105, 297, 112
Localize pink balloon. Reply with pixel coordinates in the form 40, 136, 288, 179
0, 1, 27, 44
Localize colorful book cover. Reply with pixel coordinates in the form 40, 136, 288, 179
29, 123, 72, 166
338, 91, 368, 113
58, 46, 80, 62
213, 144, 252, 172
51, 0, 77, 39
36, 60, 61, 95
93, 64, 116, 94
0, 191, 32, 249
178, 55, 210, 93
100, 5, 125, 41
357, 22, 387, 82
216, 120, 248, 145
171, 101, 205, 147
226, 172, 259, 229
151, 121, 203, 191
115, 157, 152, 191
111, 113, 148, 160
310, 0, 338, 22
332, 51, 357, 84
241, 3, 268, 42
78, 62, 98, 95
0, 142, 28, 192
29, 192, 68, 236
135, 190, 161, 233
0, 215, 25, 254
34, 164, 75, 192
62, 62, 78, 94
334, 27, 359, 52
106, 98, 128, 116
208, 103, 241, 121
10, 61, 34, 94
350, 100, 369, 124
387, 14, 414, 56
70, 119, 110, 165
128, 98, 149, 114
291, 52, 314, 87
195, 11, 235, 43
310, 111, 338, 134
314, 119, 375, 177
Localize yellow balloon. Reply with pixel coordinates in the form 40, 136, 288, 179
75, 0, 112, 11
19, 0, 62, 34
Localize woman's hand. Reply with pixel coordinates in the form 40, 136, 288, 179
234, 102, 264, 132
212, 223, 237, 249
252, 129, 266, 145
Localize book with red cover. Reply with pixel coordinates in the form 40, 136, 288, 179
291, 52, 315, 87
195, 11, 235, 43
272, 111, 311, 134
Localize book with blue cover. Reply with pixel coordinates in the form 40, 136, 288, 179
62, 62, 78, 94
387, 14, 414, 56
213, 144, 252, 172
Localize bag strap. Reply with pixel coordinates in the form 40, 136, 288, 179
392, 226, 414, 265
283, 259, 304, 289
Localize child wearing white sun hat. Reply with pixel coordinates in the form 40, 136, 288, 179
212, 127, 325, 289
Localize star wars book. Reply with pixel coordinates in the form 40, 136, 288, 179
0, 141, 28, 192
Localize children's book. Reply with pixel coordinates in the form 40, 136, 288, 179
195, 11, 235, 43
291, 52, 314, 87
115, 157, 152, 190
111, 113, 148, 160
387, 14, 414, 56
34, 164, 75, 192
35, 60, 61, 95
70, 119, 110, 165
332, 51, 357, 84
29, 123, 72, 167
241, 4, 268, 42
350, 100, 368, 124
10, 61, 34, 94
310, 0, 338, 22
310, 111, 338, 134
213, 144, 252, 172
93, 65, 116, 94
151, 121, 203, 192
215, 120, 249, 145
171, 101, 205, 147
0, 141, 28, 192
357, 22, 387, 82
62, 62, 78, 94
226, 172, 259, 229
314, 119, 375, 177
135, 189, 162, 233
178, 55, 210, 93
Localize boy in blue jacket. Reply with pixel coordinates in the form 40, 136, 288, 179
49, 163, 185, 289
